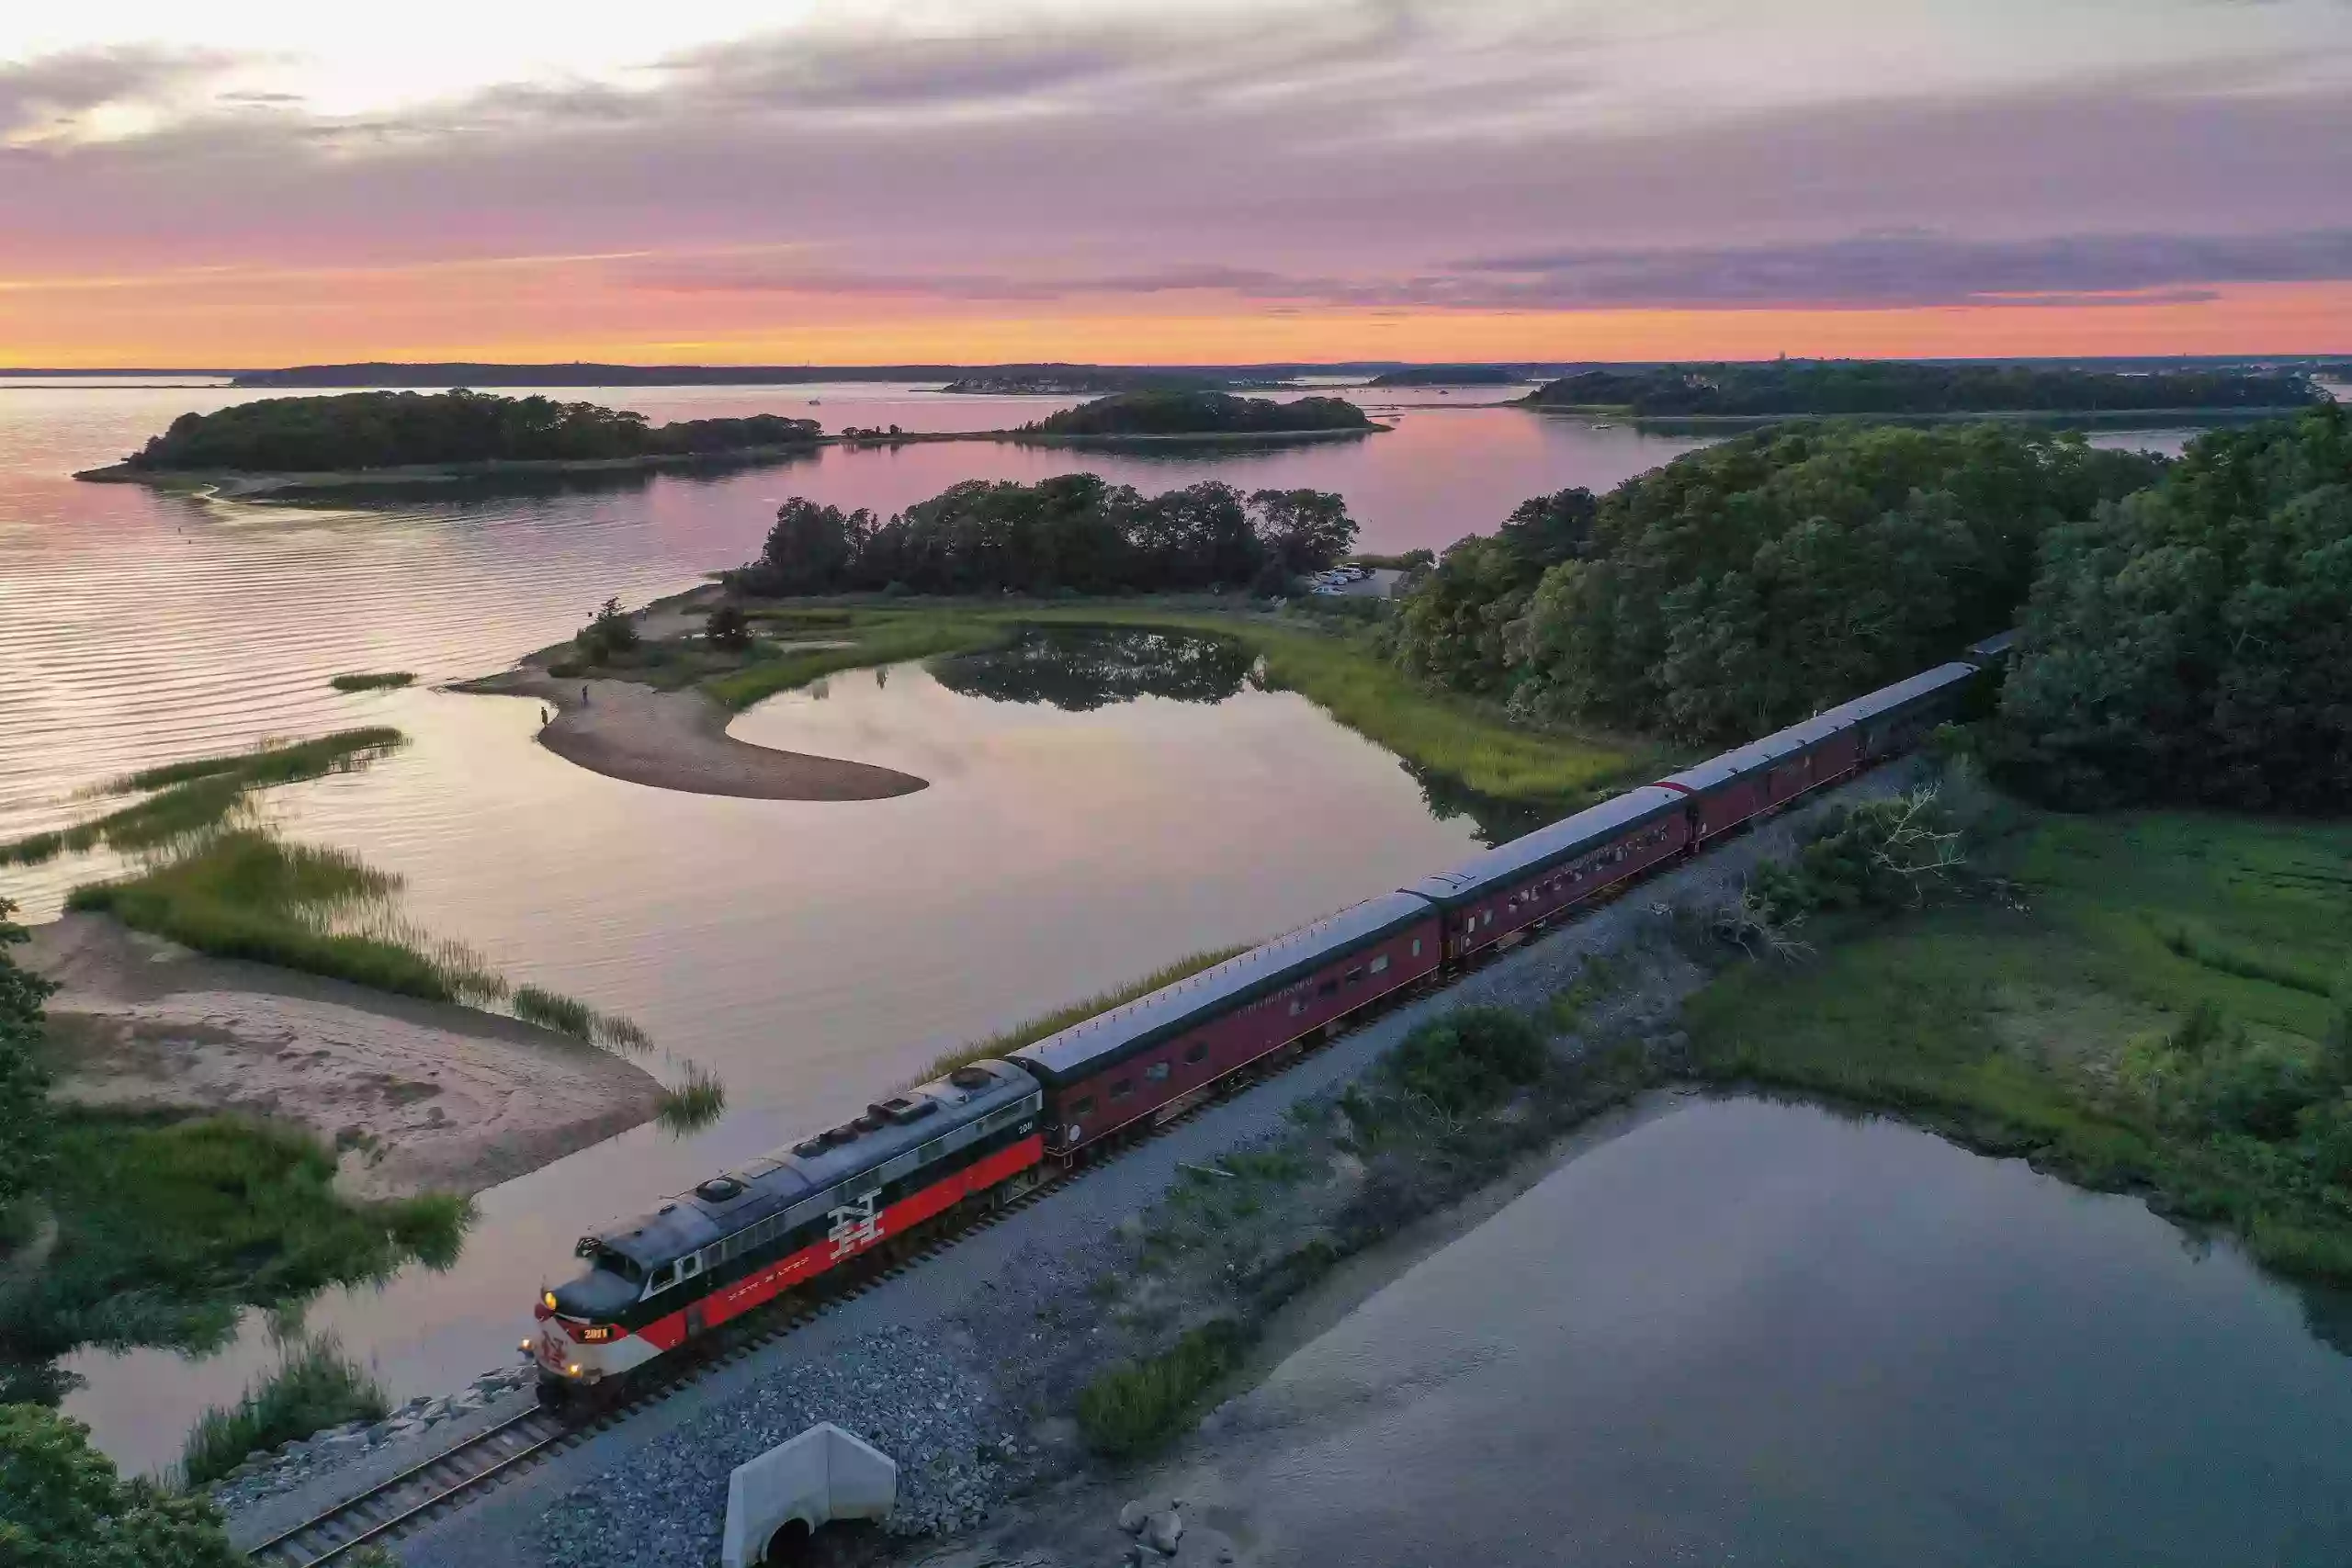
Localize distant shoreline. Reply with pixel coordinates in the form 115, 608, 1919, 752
1530, 402, 2320, 432
71, 423, 1387, 495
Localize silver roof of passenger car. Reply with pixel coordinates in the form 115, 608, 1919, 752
1012, 890, 1437, 1083
1660, 663, 1980, 794
589, 1058, 1038, 1269
1403, 784, 1689, 906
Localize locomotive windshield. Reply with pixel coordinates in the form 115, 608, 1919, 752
590, 1246, 644, 1283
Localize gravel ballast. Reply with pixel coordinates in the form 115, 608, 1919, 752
405, 766, 1922, 1568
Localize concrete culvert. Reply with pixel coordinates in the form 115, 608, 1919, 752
765, 1517, 813, 1563
721, 1423, 898, 1568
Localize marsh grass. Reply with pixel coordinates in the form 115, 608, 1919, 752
1686, 808, 2352, 1283
702, 613, 1010, 709
329, 671, 415, 692
512, 985, 651, 1052
1076, 1318, 1250, 1459
0, 728, 406, 867
657, 1063, 728, 1134
918, 945, 1251, 1084
180, 1334, 390, 1486
67, 830, 504, 1004
0, 1110, 469, 1382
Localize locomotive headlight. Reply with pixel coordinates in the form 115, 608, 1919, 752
542, 1292, 558, 1310
567, 1362, 582, 1376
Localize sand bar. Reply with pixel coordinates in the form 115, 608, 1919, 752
28, 914, 665, 1201
461, 664, 928, 801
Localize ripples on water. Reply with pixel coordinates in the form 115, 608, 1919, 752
0, 378, 2224, 1470
1227, 1096, 2352, 1567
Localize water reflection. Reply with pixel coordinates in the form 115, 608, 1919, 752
932, 626, 1256, 712
1213, 1095, 2352, 1567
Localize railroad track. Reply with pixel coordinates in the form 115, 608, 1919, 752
238, 996, 1391, 1564
243, 768, 1864, 1562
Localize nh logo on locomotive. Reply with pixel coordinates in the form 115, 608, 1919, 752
828, 1193, 882, 1259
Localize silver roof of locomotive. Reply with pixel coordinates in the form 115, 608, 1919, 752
1404, 784, 1688, 907
1012, 890, 1436, 1083
586, 1058, 1038, 1269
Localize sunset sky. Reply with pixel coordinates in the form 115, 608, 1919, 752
5, 0, 2349, 367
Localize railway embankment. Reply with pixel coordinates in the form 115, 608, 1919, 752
368, 766, 1918, 1568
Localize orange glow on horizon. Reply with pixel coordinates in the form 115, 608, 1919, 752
4, 272, 2346, 369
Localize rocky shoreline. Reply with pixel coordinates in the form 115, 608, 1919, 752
210, 1363, 541, 1514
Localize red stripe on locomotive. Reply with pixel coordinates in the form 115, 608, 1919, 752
632, 1134, 1043, 1351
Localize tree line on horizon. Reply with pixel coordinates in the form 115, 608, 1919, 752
1524, 361, 2325, 417
123, 389, 821, 472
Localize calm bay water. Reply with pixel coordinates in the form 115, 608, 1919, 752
0, 378, 2266, 1472
1223, 1096, 2352, 1567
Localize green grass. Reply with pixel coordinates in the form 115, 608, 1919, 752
918, 945, 1250, 1084
1012, 607, 1646, 804
111, 728, 406, 794
1076, 1318, 1250, 1459
656, 1063, 728, 1134
512, 985, 650, 1052
180, 1334, 390, 1486
701, 612, 1011, 709
0, 728, 406, 866
329, 671, 415, 692
67, 830, 505, 1004
1, 1111, 469, 1379
630, 594, 1639, 807
1685, 808, 2352, 1281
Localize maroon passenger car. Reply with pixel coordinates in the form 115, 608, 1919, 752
1012, 892, 1442, 1157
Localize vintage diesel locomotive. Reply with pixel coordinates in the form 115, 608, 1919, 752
532, 638, 2009, 1398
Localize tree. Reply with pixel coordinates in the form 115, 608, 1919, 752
1249, 489, 1359, 576
575, 597, 639, 662
705, 603, 752, 652
741, 499, 872, 595
0, 1404, 241, 1567
0, 897, 53, 1219
1996, 405, 2352, 810
1396, 425, 2163, 743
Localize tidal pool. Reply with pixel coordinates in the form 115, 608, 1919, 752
1193, 1095, 2352, 1567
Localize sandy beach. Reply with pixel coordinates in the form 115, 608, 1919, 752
463, 664, 929, 801
28, 914, 667, 1201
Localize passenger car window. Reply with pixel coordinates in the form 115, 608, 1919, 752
1369, 954, 1389, 974
1070, 1096, 1095, 1116
1185, 1041, 1209, 1063
1110, 1078, 1134, 1100
1411, 939, 1422, 956
1145, 1062, 1170, 1082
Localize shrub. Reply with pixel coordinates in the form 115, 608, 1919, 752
705, 603, 752, 652
1, 1406, 240, 1565
1384, 1007, 1548, 1118
180, 1335, 390, 1485
328, 671, 415, 692
1076, 1319, 1249, 1458
576, 597, 639, 661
